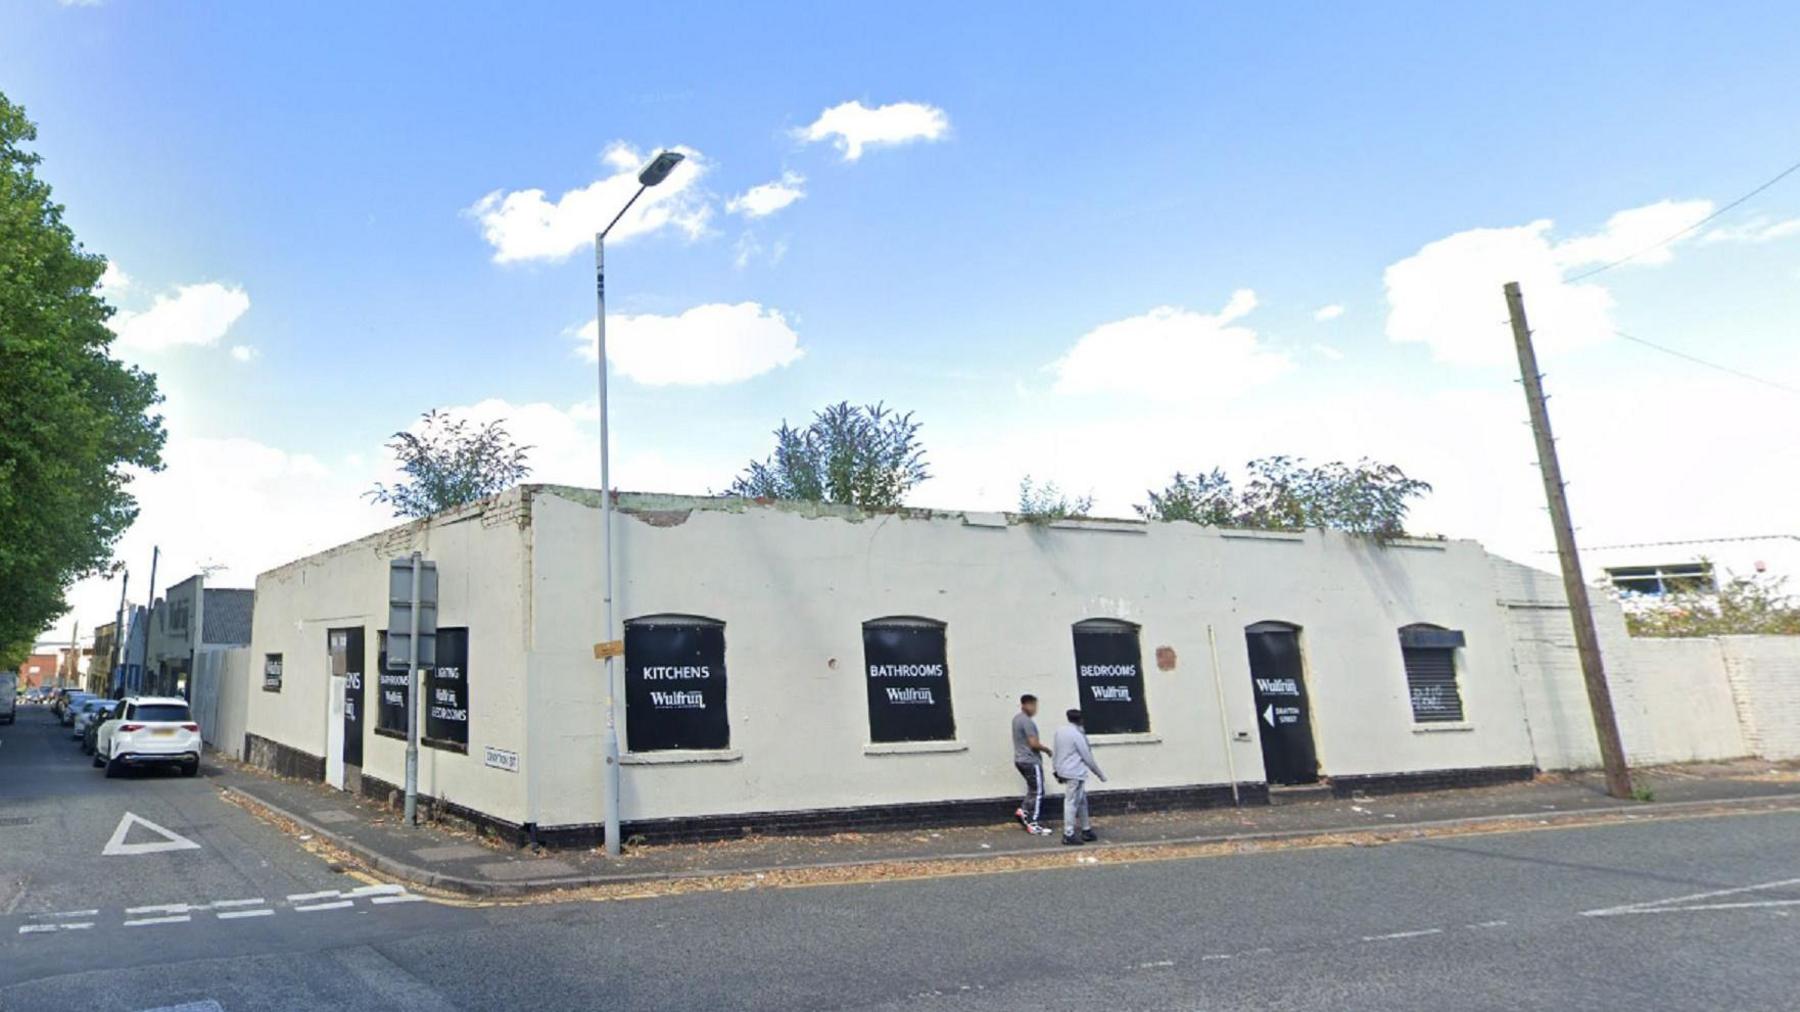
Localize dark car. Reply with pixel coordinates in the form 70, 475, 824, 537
80, 700, 120, 754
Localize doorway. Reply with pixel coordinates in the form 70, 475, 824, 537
1244, 622, 1319, 786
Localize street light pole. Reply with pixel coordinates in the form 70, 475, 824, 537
596, 151, 684, 858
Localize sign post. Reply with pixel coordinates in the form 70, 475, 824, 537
388, 555, 437, 825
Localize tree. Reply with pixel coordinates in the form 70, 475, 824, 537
1016, 476, 1094, 523
1623, 570, 1800, 638
727, 401, 928, 508
367, 410, 532, 518
1137, 456, 1432, 537
0, 91, 165, 669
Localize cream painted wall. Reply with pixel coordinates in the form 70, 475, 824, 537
529, 490, 1535, 828
246, 491, 535, 825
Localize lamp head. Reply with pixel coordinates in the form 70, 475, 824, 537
638, 151, 685, 187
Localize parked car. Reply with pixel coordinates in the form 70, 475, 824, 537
71, 698, 114, 740
94, 697, 201, 778
0, 673, 14, 724
58, 692, 95, 726
81, 701, 120, 755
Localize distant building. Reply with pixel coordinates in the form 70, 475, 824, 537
1580, 535, 1800, 600
145, 576, 254, 696
17, 653, 59, 690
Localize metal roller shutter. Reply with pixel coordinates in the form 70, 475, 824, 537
1402, 646, 1463, 722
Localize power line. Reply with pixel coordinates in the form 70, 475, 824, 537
1612, 329, 1800, 398
1564, 156, 1800, 283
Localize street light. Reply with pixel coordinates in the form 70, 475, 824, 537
595, 149, 684, 857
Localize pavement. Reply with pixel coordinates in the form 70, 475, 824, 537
212, 740, 1800, 896
4, 694, 1799, 1009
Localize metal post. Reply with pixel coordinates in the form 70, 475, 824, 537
190, 572, 204, 701
596, 230, 623, 857
65, 621, 78, 692
404, 550, 422, 825
113, 570, 128, 696
1504, 282, 1633, 800
141, 547, 159, 695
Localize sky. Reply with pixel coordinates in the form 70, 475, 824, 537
8, 1, 1800, 640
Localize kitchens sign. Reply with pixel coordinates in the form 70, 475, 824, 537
623, 617, 730, 752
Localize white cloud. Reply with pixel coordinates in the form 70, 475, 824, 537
109, 281, 251, 352
98, 261, 131, 293
1383, 199, 1717, 367
727, 172, 806, 218
467, 143, 709, 263
796, 100, 950, 161
1049, 289, 1292, 399
229, 345, 257, 362
1701, 217, 1800, 245
1550, 199, 1713, 268
1312, 304, 1344, 321
1311, 343, 1345, 361
572, 302, 803, 385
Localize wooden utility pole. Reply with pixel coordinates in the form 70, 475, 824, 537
1504, 281, 1633, 800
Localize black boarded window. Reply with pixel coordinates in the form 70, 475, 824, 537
424, 628, 469, 753
1071, 620, 1149, 734
1399, 624, 1467, 723
624, 616, 730, 752
862, 619, 956, 743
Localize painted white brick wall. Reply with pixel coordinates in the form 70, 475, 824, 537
1718, 636, 1800, 760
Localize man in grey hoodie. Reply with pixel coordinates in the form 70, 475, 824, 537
1052, 708, 1106, 845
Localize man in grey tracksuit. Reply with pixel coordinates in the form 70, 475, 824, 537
1053, 708, 1106, 845
1011, 694, 1053, 835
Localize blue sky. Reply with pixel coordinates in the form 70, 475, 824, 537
9, 1, 1800, 630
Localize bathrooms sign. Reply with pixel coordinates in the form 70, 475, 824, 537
1072, 623, 1149, 735
623, 618, 729, 752
862, 621, 956, 743
375, 632, 407, 740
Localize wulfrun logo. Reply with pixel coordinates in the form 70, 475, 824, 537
884, 687, 935, 704
649, 690, 707, 709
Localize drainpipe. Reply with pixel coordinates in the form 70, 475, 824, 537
1206, 624, 1240, 806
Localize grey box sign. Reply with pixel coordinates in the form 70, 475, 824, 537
386, 558, 439, 670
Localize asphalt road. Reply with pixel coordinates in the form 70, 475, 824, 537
4, 705, 1798, 1010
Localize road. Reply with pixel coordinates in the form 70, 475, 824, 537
3, 704, 1797, 1010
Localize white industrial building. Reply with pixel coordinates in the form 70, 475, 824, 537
237, 486, 1800, 847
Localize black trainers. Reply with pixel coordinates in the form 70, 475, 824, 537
1081, 828, 1098, 842
1062, 833, 1083, 846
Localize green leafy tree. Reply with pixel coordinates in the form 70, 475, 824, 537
1138, 456, 1431, 537
1623, 570, 1800, 638
0, 92, 165, 669
727, 401, 928, 508
1016, 476, 1094, 523
367, 409, 532, 518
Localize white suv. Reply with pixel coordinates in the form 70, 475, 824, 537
94, 696, 202, 778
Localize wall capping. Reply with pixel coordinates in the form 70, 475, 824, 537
1219, 530, 1306, 543
863, 740, 969, 756
1411, 722, 1475, 734
621, 748, 743, 766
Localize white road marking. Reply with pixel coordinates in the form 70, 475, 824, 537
346, 884, 405, 898
1360, 928, 1444, 942
371, 894, 424, 905
18, 922, 92, 934
1465, 920, 1508, 929
217, 908, 275, 920
287, 890, 342, 903
294, 900, 354, 912
123, 915, 191, 927
126, 903, 191, 915
1133, 960, 1175, 970
31, 909, 100, 920
104, 812, 202, 857
1597, 898, 1800, 916
208, 898, 267, 909
1200, 954, 1232, 961
1583, 876, 1800, 918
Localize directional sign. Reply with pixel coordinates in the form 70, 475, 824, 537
1262, 704, 1276, 727
103, 812, 201, 856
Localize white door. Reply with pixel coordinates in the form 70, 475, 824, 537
325, 674, 346, 790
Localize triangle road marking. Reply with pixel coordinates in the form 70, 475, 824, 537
103, 812, 202, 857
